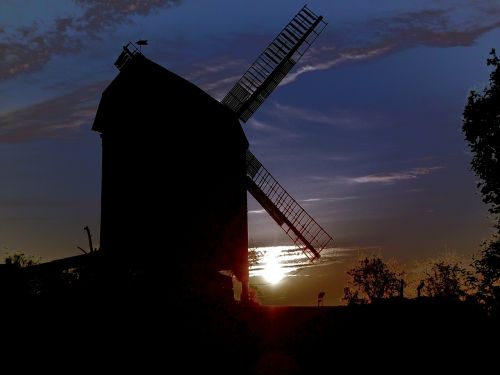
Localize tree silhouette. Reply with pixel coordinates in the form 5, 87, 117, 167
4, 252, 40, 268
473, 238, 500, 313
342, 286, 366, 305
421, 260, 472, 300
463, 48, 500, 312
343, 256, 400, 304
463, 48, 500, 221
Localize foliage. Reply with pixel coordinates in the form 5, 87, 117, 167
463, 48, 500, 221
473, 237, 500, 311
343, 256, 401, 303
4, 252, 40, 268
421, 260, 472, 300
463, 48, 500, 313
342, 286, 366, 305
248, 247, 263, 267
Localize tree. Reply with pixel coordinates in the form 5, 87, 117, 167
463, 48, 500, 221
4, 252, 40, 268
463, 48, 500, 312
342, 286, 366, 305
421, 260, 472, 300
473, 238, 500, 312
343, 256, 400, 304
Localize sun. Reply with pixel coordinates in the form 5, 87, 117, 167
262, 249, 285, 285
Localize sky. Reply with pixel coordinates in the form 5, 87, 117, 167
1, 0, 499, 305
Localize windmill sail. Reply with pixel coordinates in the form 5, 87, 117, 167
222, 5, 327, 122
246, 150, 333, 260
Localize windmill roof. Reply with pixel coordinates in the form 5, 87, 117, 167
92, 53, 248, 150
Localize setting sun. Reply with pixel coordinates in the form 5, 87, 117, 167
262, 248, 286, 284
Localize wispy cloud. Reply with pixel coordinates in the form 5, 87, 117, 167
249, 209, 266, 214
247, 118, 301, 139
273, 104, 337, 125
327, 155, 356, 162
348, 167, 443, 184
138, 2, 500, 101
269, 103, 371, 130
301, 196, 358, 203
282, 45, 393, 85
0, 82, 104, 143
308, 176, 330, 181
186, 60, 244, 81
73, 0, 182, 34
0, 0, 182, 80
249, 245, 355, 279
198, 75, 242, 100
281, 4, 500, 85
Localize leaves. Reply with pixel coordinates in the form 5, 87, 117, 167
463, 48, 500, 313
344, 256, 401, 303
422, 261, 472, 299
473, 237, 500, 311
4, 252, 40, 268
463, 49, 500, 218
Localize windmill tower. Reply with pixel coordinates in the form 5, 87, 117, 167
92, 5, 333, 302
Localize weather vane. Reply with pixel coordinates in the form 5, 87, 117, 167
136, 39, 148, 52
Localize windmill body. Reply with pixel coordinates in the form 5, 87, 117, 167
93, 53, 249, 299
92, 6, 332, 302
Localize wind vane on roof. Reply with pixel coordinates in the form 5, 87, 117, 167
136, 40, 148, 52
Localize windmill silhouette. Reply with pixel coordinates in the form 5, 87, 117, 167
92, 5, 333, 302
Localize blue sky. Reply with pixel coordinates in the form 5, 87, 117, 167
1, 0, 499, 304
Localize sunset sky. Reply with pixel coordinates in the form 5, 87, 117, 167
1, 0, 499, 305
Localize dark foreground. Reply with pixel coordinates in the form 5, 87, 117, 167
2, 294, 498, 373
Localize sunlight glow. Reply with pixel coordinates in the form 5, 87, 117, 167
263, 255, 285, 284
257, 246, 291, 284
249, 245, 352, 284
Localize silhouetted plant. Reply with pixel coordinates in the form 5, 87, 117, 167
421, 260, 472, 300
463, 48, 500, 312
4, 252, 40, 268
342, 286, 366, 305
248, 247, 263, 267
247, 247, 264, 304
463, 48, 500, 223
343, 256, 400, 303
473, 237, 500, 312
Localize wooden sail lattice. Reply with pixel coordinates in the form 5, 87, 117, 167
246, 150, 333, 260
222, 5, 327, 122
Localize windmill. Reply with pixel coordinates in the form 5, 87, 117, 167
92, 5, 333, 302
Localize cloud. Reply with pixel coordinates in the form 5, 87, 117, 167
281, 4, 500, 85
198, 75, 242, 100
270, 103, 371, 130
308, 176, 330, 181
186, 60, 244, 81
249, 245, 359, 278
125, 3, 500, 102
248, 209, 266, 214
188, 3, 500, 98
0, 82, 105, 143
73, 0, 181, 34
273, 104, 338, 125
0, 0, 182, 80
0, 25, 79, 80
247, 118, 301, 139
301, 198, 322, 203
327, 155, 356, 162
282, 45, 393, 85
348, 167, 443, 184
301, 196, 359, 203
